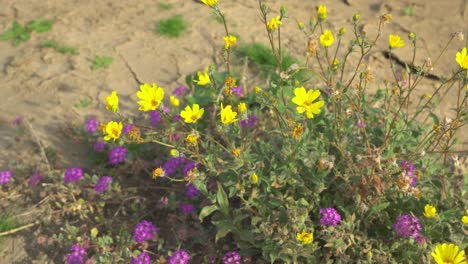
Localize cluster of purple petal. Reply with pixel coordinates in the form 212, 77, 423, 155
185, 184, 200, 199
239, 115, 257, 129
401, 160, 416, 176
66, 244, 87, 264
29, 171, 43, 186
173, 85, 188, 96
182, 161, 197, 176
133, 220, 158, 243
392, 214, 422, 240
319, 208, 342, 226
231, 86, 243, 97
168, 249, 190, 264
85, 118, 100, 133
64, 168, 83, 184
0, 170, 12, 185
223, 251, 241, 264
179, 204, 195, 214
93, 141, 106, 152
94, 176, 112, 194
162, 157, 187, 177
122, 124, 136, 134
130, 252, 151, 264
109, 146, 127, 165
149, 110, 162, 126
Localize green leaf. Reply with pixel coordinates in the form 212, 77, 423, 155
214, 221, 235, 242
216, 182, 229, 215
198, 205, 219, 222
0, 29, 16, 40
370, 202, 390, 213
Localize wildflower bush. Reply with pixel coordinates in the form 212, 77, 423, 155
1, 1, 467, 263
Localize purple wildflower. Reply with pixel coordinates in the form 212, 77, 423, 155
0, 170, 12, 185
163, 105, 169, 114
392, 214, 422, 239
174, 115, 181, 122
319, 208, 342, 226
170, 133, 180, 141
168, 249, 190, 264
12, 116, 23, 126
179, 204, 195, 214
64, 168, 83, 185
356, 121, 367, 128
109, 146, 127, 165
231, 86, 243, 97
182, 161, 197, 176
94, 176, 112, 194
133, 220, 158, 243
85, 118, 100, 133
409, 176, 418, 187
29, 171, 43, 186
401, 160, 416, 176
223, 251, 241, 264
162, 157, 186, 177
93, 141, 106, 152
239, 115, 257, 129
149, 110, 162, 126
130, 252, 151, 264
66, 244, 86, 264
173, 85, 188, 96
186, 184, 200, 199
122, 124, 135, 134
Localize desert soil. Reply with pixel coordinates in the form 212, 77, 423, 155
0, 0, 467, 263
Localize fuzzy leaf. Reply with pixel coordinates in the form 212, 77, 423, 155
199, 204, 219, 222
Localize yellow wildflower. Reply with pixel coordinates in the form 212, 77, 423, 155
353, 13, 361, 22
153, 167, 165, 179
194, 70, 211, 85
180, 104, 204, 123
224, 76, 236, 88
291, 87, 325, 119
251, 173, 258, 183
431, 243, 467, 264
339, 27, 346, 36
423, 204, 437, 218
388, 34, 405, 49
317, 5, 327, 20
298, 21, 304, 29
90, 227, 98, 238
104, 121, 123, 141
292, 124, 304, 140
170, 149, 179, 157
170, 95, 180, 107
320, 30, 334, 47
455, 47, 468, 69
296, 232, 313, 244
267, 16, 282, 30
185, 133, 199, 146
220, 104, 238, 124
105, 91, 119, 112
232, 148, 241, 157
238, 102, 247, 113
381, 14, 393, 23
332, 59, 340, 70
462, 209, 468, 224
224, 35, 237, 49
201, 0, 217, 7
254, 86, 262, 93
136, 83, 165, 112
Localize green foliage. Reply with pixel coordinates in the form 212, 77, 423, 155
404, 5, 415, 16
0, 214, 17, 243
91, 55, 113, 70
156, 15, 187, 37
74, 98, 91, 108
157, 3, 173, 10
0, 18, 54, 46
41, 40, 79, 55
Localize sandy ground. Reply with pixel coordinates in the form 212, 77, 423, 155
0, 0, 467, 262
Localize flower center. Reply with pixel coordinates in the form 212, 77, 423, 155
151, 99, 158, 107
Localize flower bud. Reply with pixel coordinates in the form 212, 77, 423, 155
353, 13, 361, 22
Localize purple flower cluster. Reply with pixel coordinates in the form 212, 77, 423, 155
179, 204, 195, 214
94, 176, 112, 194
401, 160, 416, 176
239, 115, 257, 129
93, 141, 106, 152
0, 170, 12, 185
133, 220, 158, 243
168, 249, 190, 264
149, 110, 162, 126
163, 157, 187, 177
86, 118, 100, 133
109, 146, 127, 165
173, 115, 181, 122
223, 251, 241, 264
392, 214, 422, 240
185, 184, 200, 199
66, 244, 87, 264
29, 171, 43, 186
130, 252, 151, 264
319, 208, 342, 226
64, 168, 83, 185
122, 124, 136, 134
173, 85, 188, 96
231, 86, 243, 97
183, 161, 197, 176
